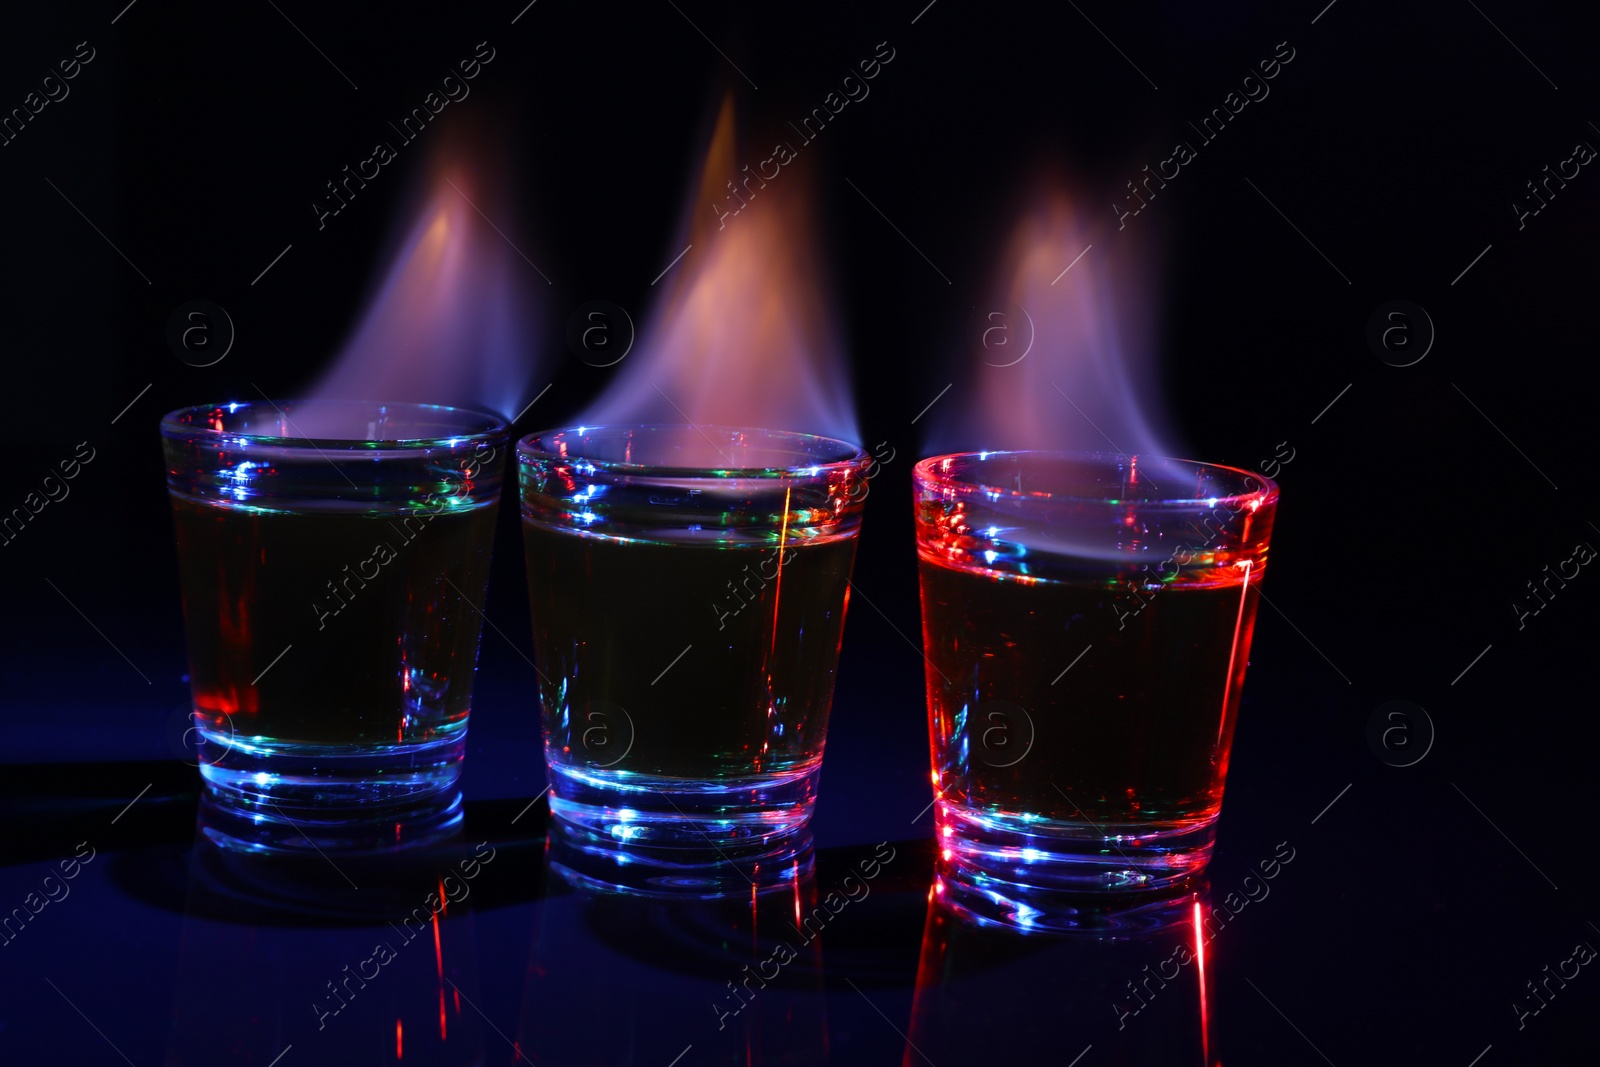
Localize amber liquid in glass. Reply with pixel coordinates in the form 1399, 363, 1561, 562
918, 556, 1260, 833
522, 522, 856, 783
171, 495, 497, 746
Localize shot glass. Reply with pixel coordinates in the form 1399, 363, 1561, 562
913, 451, 1278, 929
162, 400, 508, 851
518, 425, 869, 873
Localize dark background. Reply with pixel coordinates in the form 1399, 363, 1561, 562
1, 1, 1596, 1064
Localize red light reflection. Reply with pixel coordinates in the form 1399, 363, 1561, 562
1193, 898, 1210, 1066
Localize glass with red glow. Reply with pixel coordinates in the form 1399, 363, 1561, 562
518, 425, 869, 879
161, 400, 508, 852
913, 451, 1278, 929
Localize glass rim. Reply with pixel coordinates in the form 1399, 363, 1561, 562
517, 423, 868, 477
913, 449, 1279, 509
160, 399, 509, 450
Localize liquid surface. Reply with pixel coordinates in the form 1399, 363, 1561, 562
919, 557, 1260, 830
171, 495, 497, 746
523, 521, 856, 782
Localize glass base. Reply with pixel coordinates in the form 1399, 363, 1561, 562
546, 760, 820, 853
197, 728, 465, 853
935, 801, 1214, 932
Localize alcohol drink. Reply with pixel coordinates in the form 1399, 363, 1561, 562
918, 553, 1257, 832
172, 497, 497, 747
523, 527, 855, 784
913, 451, 1277, 929
518, 424, 868, 872
162, 400, 507, 851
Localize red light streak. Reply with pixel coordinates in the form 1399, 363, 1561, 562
395, 1018, 403, 1059
1216, 558, 1253, 750
1192, 899, 1210, 1066
769, 486, 792, 662
432, 903, 446, 1040
759, 486, 794, 772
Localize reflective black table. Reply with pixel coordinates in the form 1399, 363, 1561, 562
2, 700, 1590, 1067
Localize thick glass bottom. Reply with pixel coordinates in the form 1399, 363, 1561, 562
935, 800, 1215, 933
197, 728, 465, 853
546, 760, 821, 850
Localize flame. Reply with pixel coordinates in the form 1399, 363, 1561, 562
584, 97, 856, 441
313, 131, 542, 418
927, 176, 1169, 457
